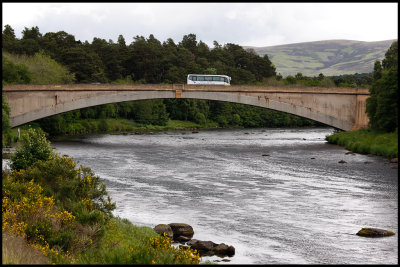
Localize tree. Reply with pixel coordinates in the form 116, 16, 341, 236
41, 31, 78, 62
180, 33, 197, 54
19, 26, 42, 55
366, 41, 398, 132
2, 24, 19, 53
10, 128, 54, 171
61, 46, 106, 83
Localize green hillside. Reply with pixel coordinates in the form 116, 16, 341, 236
244, 39, 396, 77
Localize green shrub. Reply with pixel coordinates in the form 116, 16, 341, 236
10, 128, 54, 171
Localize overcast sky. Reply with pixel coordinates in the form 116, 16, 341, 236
2, 2, 398, 47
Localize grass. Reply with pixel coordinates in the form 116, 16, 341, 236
2, 230, 50, 264
75, 217, 201, 264
326, 128, 398, 159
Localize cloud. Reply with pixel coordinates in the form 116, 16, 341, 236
2, 3, 398, 47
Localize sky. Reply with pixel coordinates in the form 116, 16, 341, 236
2, 2, 398, 48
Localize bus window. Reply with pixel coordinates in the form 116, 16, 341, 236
192, 76, 197, 81
197, 76, 205, 81
205, 76, 213, 81
224, 77, 228, 83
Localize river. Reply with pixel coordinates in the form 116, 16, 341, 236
49, 127, 398, 264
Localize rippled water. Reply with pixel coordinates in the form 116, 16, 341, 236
51, 128, 398, 264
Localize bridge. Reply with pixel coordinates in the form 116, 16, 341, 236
2, 83, 370, 131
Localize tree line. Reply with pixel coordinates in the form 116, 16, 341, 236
2, 25, 277, 84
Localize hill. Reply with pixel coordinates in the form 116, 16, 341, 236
243, 39, 396, 77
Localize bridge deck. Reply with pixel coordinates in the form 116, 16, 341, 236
3, 84, 369, 95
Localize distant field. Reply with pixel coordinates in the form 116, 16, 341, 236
244, 39, 396, 77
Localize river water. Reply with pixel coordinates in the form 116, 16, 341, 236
50, 127, 398, 264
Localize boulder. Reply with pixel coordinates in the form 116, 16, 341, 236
187, 239, 235, 257
153, 224, 174, 240
187, 239, 217, 256
356, 228, 395, 237
175, 235, 192, 243
213, 243, 235, 257
168, 223, 194, 242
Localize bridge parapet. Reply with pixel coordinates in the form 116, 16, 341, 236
3, 84, 369, 95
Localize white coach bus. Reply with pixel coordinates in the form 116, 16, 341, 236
187, 74, 231, 85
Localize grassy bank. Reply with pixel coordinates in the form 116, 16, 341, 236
2, 119, 220, 148
75, 217, 200, 264
326, 128, 398, 159
59, 118, 219, 135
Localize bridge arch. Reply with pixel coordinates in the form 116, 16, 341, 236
8, 90, 351, 130
3, 84, 370, 131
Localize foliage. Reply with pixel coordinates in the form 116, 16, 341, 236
10, 128, 54, 171
3, 25, 276, 84
3, 51, 75, 84
326, 128, 398, 158
366, 41, 398, 132
2, 53, 31, 84
3, 129, 116, 263
2, 173, 74, 263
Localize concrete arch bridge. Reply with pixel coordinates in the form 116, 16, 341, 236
2, 83, 370, 131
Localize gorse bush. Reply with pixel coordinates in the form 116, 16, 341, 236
2, 174, 74, 263
4, 127, 116, 263
3, 155, 116, 263
11, 154, 116, 223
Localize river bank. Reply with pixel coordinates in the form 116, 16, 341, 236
325, 128, 398, 160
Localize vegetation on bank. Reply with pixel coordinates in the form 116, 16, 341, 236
2, 128, 201, 264
326, 129, 398, 158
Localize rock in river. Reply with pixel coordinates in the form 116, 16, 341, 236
168, 223, 194, 242
187, 239, 235, 257
356, 228, 395, 237
153, 224, 174, 240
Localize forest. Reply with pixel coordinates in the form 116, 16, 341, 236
2, 25, 387, 137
